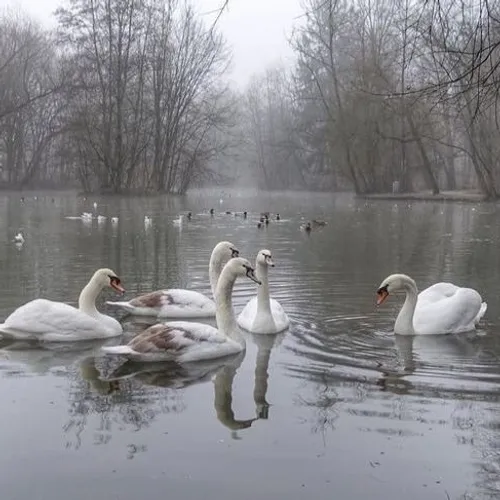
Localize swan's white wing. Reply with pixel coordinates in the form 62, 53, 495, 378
107, 289, 215, 318
237, 297, 290, 334
414, 287, 485, 335
102, 322, 241, 362
237, 297, 258, 331
0, 299, 117, 341
418, 282, 460, 304
160, 290, 215, 317
269, 298, 290, 331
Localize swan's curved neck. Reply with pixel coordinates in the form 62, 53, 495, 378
215, 268, 244, 346
78, 277, 103, 318
209, 250, 226, 297
394, 278, 418, 335
256, 262, 272, 315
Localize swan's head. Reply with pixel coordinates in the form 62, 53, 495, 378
227, 257, 261, 285
257, 249, 274, 267
376, 274, 414, 305
93, 268, 126, 294
215, 241, 239, 259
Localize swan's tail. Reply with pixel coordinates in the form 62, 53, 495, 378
475, 302, 487, 324
106, 301, 134, 312
101, 345, 136, 356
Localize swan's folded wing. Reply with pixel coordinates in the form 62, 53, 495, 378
129, 291, 174, 308
0, 299, 101, 337
269, 298, 290, 330
418, 282, 460, 304
129, 322, 226, 355
127, 289, 214, 317
237, 297, 258, 330
414, 287, 483, 334
163, 289, 214, 308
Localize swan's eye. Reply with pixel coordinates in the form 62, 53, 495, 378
231, 247, 239, 257
377, 284, 389, 294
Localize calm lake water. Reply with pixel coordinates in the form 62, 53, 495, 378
1, 189, 500, 499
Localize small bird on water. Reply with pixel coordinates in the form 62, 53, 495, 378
14, 232, 25, 244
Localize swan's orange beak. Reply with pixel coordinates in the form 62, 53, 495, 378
110, 277, 126, 295
376, 289, 389, 305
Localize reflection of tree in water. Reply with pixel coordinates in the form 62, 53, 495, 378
454, 398, 500, 499
63, 356, 185, 450
287, 326, 500, 497
294, 375, 341, 440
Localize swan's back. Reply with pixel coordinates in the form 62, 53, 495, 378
414, 286, 485, 334
103, 322, 242, 362
418, 282, 460, 304
109, 289, 215, 318
237, 297, 289, 334
0, 299, 120, 340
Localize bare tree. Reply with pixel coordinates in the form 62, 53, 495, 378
146, 1, 230, 193
0, 12, 65, 187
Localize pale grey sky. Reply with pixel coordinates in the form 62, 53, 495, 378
0, 0, 303, 87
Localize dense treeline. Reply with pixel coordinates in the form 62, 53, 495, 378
243, 0, 500, 197
2, 0, 500, 195
0, 0, 233, 193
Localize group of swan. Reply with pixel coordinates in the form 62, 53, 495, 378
106, 241, 240, 318
103, 246, 290, 362
0, 232, 489, 364
0, 241, 290, 363
102, 257, 262, 362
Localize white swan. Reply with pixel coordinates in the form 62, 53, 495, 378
0, 269, 125, 341
101, 257, 261, 362
106, 241, 239, 318
14, 232, 24, 244
376, 273, 487, 335
237, 250, 290, 334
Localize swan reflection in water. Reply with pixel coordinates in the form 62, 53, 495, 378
377, 330, 493, 395
92, 329, 285, 436
0, 326, 284, 444
0, 337, 120, 376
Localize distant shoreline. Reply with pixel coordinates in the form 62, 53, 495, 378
357, 190, 489, 203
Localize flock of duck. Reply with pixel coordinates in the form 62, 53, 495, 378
0, 207, 489, 366
63, 204, 326, 234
